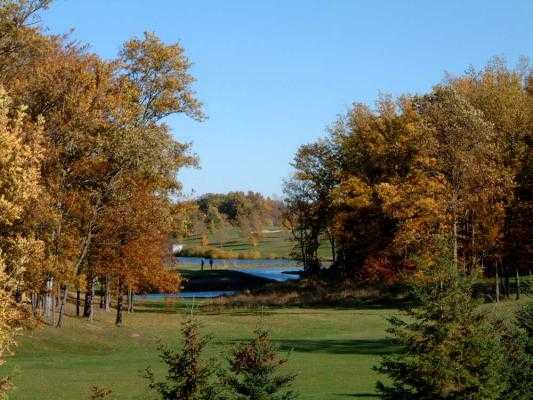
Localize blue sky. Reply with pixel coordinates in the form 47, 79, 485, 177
41, 0, 533, 197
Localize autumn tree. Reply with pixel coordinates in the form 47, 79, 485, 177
90, 176, 180, 325
0, 0, 204, 323
283, 138, 339, 272
238, 213, 264, 248
328, 97, 420, 280
0, 87, 42, 395
287, 59, 531, 283
282, 179, 323, 273
448, 59, 533, 290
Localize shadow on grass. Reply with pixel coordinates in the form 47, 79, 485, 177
133, 302, 188, 314
275, 338, 399, 355
336, 394, 380, 398
135, 303, 280, 318
133, 300, 402, 318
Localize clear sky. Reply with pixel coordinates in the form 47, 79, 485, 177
41, 0, 533, 197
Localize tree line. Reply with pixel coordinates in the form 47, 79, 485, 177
179, 192, 284, 249
285, 58, 532, 289
0, 0, 200, 336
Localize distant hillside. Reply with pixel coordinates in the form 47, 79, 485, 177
180, 226, 332, 260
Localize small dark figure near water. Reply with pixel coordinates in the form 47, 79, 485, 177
200, 259, 204, 271
209, 258, 213, 270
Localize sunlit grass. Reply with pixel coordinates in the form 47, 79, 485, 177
181, 226, 332, 260
4, 301, 396, 400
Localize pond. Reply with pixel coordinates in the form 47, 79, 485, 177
240, 267, 301, 282
176, 256, 300, 269
135, 257, 302, 300
136, 291, 237, 300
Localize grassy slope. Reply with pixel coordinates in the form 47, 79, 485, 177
4, 299, 526, 400
181, 226, 332, 260
4, 302, 396, 400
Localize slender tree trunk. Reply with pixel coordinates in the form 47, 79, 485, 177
56, 285, 68, 328
453, 216, 458, 270
503, 267, 510, 298
115, 286, 124, 326
104, 275, 111, 312
51, 288, 56, 326
127, 288, 134, 312
515, 268, 520, 300
329, 236, 336, 264
44, 277, 54, 324
31, 292, 38, 316
495, 263, 500, 303
115, 277, 125, 325
84, 277, 95, 321
14, 288, 22, 303
76, 289, 81, 317
471, 220, 476, 270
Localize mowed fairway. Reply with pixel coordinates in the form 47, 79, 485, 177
182, 227, 332, 260
3, 302, 398, 400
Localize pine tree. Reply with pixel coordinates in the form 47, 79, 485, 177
499, 302, 533, 400
221, 327, 297, 400
375, 240, 509, 400
145, 315, 218, 400
516, 302, 533, 354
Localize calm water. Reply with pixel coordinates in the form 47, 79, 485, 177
135, 257, 302, 300
177, 256, 300, 269
240, 267, 300, 282
136, 291, 237, 300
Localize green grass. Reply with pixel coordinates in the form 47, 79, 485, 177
181, 226, 332, 260
3, 298, 527, 400
4, 301, 396, 400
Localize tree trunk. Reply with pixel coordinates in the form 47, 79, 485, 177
115, 291, 123, 326
51, 288, 56, 326
44, 277, 54, 324
503, 267, 510, 298
127, 288, 134, 312
453, 216, 458, 270
329, 236, 336, 264
326, 228, 336, 264
515, 268, 520, 300
104, 275, 111, 312
56, 285, 68, 328
31, 292, 38, 316
76, 289, 81, 317
84, 277, 95, 321
14, 288, 22, 303
495, 264, 500, 303
471, 220, 476, 270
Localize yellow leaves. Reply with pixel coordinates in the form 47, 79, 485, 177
373, 169, 452, 255
375, 182, 400, 211
332, 176, 373, 209
120, 31, 205, 122
0, 87, 43, 227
